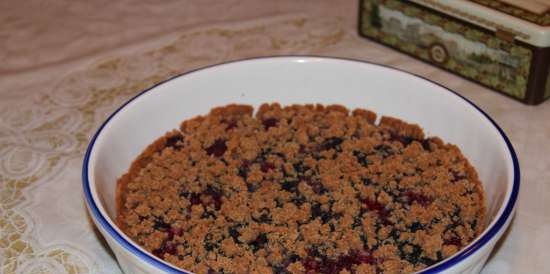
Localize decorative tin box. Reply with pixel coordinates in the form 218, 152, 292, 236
358, 0, 550, 105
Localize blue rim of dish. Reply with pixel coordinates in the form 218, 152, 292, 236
82, 56, 520, 274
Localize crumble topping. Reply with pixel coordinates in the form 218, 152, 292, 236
116, 103, 485, 274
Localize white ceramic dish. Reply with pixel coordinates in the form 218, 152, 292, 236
82, 56, 519, 274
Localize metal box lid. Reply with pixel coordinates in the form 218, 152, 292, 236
411, 0, 550, 47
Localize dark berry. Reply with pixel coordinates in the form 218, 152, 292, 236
444, 236, 462, 247
451, 170, 467, 183
272, 266, 289, 274
255, 213, 272, 223
164, 242, 177, 255
322, 212, 337, 223
363, 199, 385, 212
362, 177, 373, 186
402, 244, 423, 264
409, 221, 424, 232
388, 228, 401, 240
422, 138, 432, 151
311, 203, 334, 223
262, 118, 279, 129
228, 225, 241, 243
152, 241, 177, 259
321, 137, 343, 151
165, 134, 183, 149
311, 203, 323, 219
261, 162, 276, 172
403, 191, 432, 207
250, 233, 268, 252
302, 249, 376, 274
363, 199, 392, 225
286, 254, 301, 264
305, 178, 325, 194
189, 193, 201, 205
470, 220, 478, 231
201, 210, 217, 219
419, 256, 437, 266
352, 249, 376, 265
204, 241, 218, 251
352, 216, 363, 228
291, 195, 306, 206
166, 227, 183, 240
247, 183, 259, 193
153, 219, 171, 232
402, 246, 440, 267
307, 247, 323, 258
353, 150, 371, 166
221, 119, 238, 131
293, 162, 308, 174
299, 145, 306, 154
152, 248, 164, 259
204, 185, 223, 210
374, 144, 393, 157
273, 254, 301, 274
205, 139, 227, 157
302, 257, 320, 274
390, 132, 415, 146
281, 179, 299, 193
238, 161, 250, 179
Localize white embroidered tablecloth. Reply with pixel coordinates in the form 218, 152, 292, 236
1, 1, 549, 273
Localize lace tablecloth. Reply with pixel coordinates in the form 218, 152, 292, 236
1, 1, 549, 273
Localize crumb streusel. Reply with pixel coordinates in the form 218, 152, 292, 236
116, 103, 485, 274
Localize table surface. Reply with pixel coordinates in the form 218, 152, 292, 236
1, 1, 549, 273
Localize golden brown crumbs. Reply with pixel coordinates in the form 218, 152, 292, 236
116, 103, 485, 274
